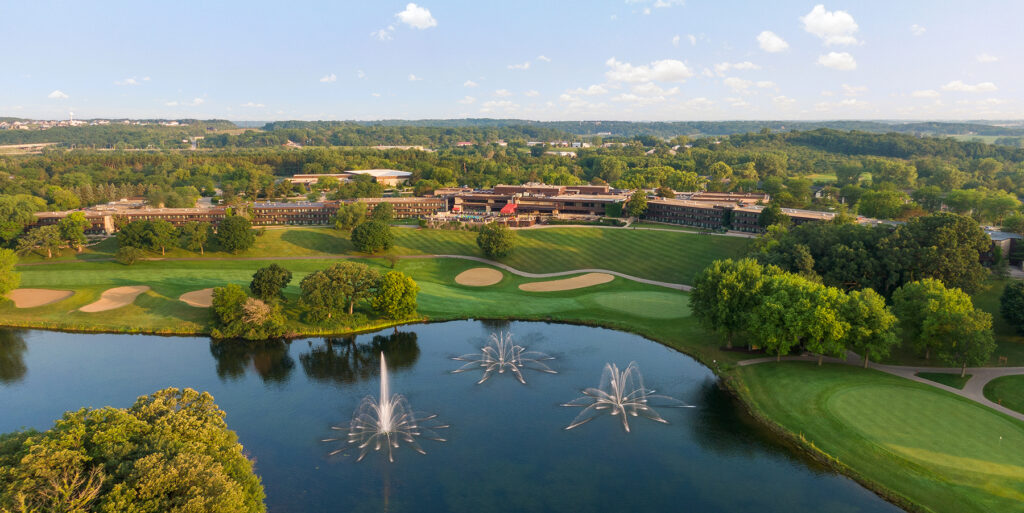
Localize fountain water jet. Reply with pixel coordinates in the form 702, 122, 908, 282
324, 352, 447, 462
452, 331, 556, 384
562, 361, 694, 432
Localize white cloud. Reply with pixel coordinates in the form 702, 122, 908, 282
714, 61, 761, 76
800, 5, 860, 46
773, 95, 796, 106
726, 97, 749, 108
652, 0, 684, 7
723, 77, 752, 93
115, 77, 140, 86
463, 80, 478, 87
508, 61, 531, 70
756, 80, 776, 89
457, 96, 476, 105
911, 89, 940, 98
842, 84, 867, 96
757, 31, 789, 52
976, 53, 998, 63
610, 81, 679, 106
910, 24, 926, 36
524, 90, 540, 97
396, 3, 436, 29
48, 90, 69, 99
319, 73, 337, 83
408, 74, 422, 81
817, 52, 857, 70
941, 80, 997, 93
567, 84, 609, 96
687, 34, 697, 46
240, 102, 265, 108
672, 35, 680, 47
480, 100, 517, 113
494, 89, 513, 97
356, 70, 366, 79
685, 97, 714, 109
537, 55, 551, 62
189, 98, 204, 106
164, 101, 178, 106
605, 57, 693, 83
372, 27, 394, 41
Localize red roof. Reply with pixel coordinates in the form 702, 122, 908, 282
500, 202, 518, 214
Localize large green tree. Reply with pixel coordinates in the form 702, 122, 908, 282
752, 273, 849, 364
371, 271, 420, 320
690, 258, 778, 348
842, 288, 899, 367
57, 212, 89, 253
146, 219, 177, 256
350, 220, 393, 253
16, 225, 62, 259
300, 263, 381, 320
179, 221, 211, 254
931, 307, 996, 377
625, 190, 648, 218
1000, 281, 1024, 334
0, 249, 20, 297
250, 264, 292, 303
217, 215, 256, 253
0, 195, 46, 245
893, 278, 977, 360
476, 222, 516, 259
0, 388, 266, 513
332, 202, 367, 231
211, 283, 285, 339
370, 202, 394, 222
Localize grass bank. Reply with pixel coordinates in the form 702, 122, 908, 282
983, 375, 1024, 415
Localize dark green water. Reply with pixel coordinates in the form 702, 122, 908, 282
0, 321, 901, 512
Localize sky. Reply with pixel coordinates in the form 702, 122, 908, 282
1, 0, 1020, 122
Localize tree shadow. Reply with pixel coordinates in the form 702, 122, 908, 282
0, 329, 27, 384
300, 331, 419, 386
208, 339, 296, 384
280, 229, 351, 254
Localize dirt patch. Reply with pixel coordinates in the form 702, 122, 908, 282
179, 288, 214, 308
7, 289, 74, 308
79, 286, 151, 313
519, 273, 614, 292
455, 267, 504, 286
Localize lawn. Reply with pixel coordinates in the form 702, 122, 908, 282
737, 362, 1024, 513
19, 226, 751, 285
983, 375, 1024, 415
916, 372, 972, 389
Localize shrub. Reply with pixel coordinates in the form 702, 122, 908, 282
476, 222, 516, 258
350, 220, 394, 253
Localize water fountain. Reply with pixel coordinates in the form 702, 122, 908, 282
452, 331, 556, 384
324, 352, 447, 462
563, 361, 694, 432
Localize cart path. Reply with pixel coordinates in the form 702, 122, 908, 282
738, 352, 1024, 422
17, 253, 691, 291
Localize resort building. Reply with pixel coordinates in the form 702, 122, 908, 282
645, 198, 737, 229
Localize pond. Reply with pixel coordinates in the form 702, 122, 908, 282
0, 321, 901, 512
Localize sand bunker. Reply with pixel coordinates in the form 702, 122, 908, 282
79, 286, 150, 313
7, 289, 74, 308
179, 288, 214, 308
519, 273, 614, 292
455, 267, 504, 286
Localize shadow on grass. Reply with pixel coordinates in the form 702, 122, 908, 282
280, 229, 351, 254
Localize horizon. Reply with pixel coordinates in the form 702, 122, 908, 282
2, 1, 1019, 122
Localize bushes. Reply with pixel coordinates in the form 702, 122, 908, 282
350, 220, 393, 253
476, 222, 516, 258
211, 284, 286, 340
115, 246, 143, 265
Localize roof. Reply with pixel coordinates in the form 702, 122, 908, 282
499, 202, 518, 214
987, 230, 1024, 241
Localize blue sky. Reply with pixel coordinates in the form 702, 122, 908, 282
1, 1, 1019, 121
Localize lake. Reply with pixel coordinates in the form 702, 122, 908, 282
0, 321, 901, 512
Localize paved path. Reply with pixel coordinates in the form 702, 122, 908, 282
17, 253, 691, 291
738, 351, 1024, 422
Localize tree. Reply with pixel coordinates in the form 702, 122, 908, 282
752, 273, 849, 364
218, 215, 256, 253
350, 220, 393, 253
211, 283, 285, 339
896, 214, 989, 294
371, 271, 420, 320
16, 225, 62, 259
300, 263, 381, 320
476, 222, 516, 258
179, 221, 211, 254
370, 202, 394, 223
758, 203, 790, 228
893, 278, 976, 360
115, 246, 143, 265
932, 307, 995, 377
842, 288, 898, 367
856, 188, 908, 220
0, 388, 266, 513
604, 201, 624, 218
690, 258, 778, 349
57, 212, 89, 253
999, 281, 1024, 334
626, 190, 648, 218
146, 219, 177, 256
332, 202, 367, 231
250, 264, 292, 303
0, 194, 46, 245
0, 249, 20, 296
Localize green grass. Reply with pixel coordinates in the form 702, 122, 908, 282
916, 372, 972, 389
984, 375, 1024, 415
737, 362, 1024, 513
20, 226, 751, 285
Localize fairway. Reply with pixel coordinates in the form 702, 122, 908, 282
984, 375, 1024, 415
738, 362, 1024, 513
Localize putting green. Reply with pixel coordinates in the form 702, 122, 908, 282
586, 291, 689, 319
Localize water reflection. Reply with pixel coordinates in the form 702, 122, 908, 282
0, 330, 27, 384
300, 331, 419, 386
209, 339, 295, 384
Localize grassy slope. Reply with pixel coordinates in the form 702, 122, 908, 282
736, 362, 1024, 513
916, 372, 972, 389
983, 375, 1024, 415
22, 226, 751, 285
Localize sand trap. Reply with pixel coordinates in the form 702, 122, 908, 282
7, 288, 74, 308
519, 273, 614, 292
179, 288, 214, 308
79, 286, 150, 313
455, 267, 504, 286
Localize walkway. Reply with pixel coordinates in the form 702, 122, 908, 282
738, 352, 1024, 422
17, 253, 691, 291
